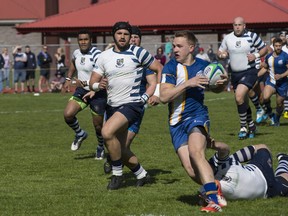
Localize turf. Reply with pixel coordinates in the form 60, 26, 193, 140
0, 91, 287, 215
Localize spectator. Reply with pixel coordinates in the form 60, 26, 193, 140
154, 47, 166, 65
37, 45, 52, 93
12, 45, 27, 93
25, 45, 37, 93
0, 52, 4, 93
2, 47, 11, 90
54, 47, 67, 76
164, 36, 173, 59
207, 44, 217, 62
50, 70, 65, 93
196, 47, 211, 62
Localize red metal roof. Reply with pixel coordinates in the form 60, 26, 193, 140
16, 0, 288, 34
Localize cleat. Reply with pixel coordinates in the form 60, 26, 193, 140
107, 175, 123, 190
277, 153, 288, 161
201, 201, 222, 213
95, 145, 105, 160
71, 131, 88, 151
103, 155, 112, 174
248, 127, 256, 139
238, 127, 248, 140
136, 173, 151, 187
215, 180, 227, 207
256, 108, 265, 123
269, 113, 280, 126
284, 111, 288, 119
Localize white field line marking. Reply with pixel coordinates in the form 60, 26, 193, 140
205, 97, 227, 102
0, 109, 63, 114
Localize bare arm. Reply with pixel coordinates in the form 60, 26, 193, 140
160, 75, 209, 104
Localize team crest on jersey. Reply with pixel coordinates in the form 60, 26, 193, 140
235, 41, 241, 48
80, 57, 85, 65
116, 58, 124, 68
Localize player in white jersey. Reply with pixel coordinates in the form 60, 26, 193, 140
218, 17, 268, 140
63, 29, 107, 159
89, 22, 163, 190
201, 142, 288, 200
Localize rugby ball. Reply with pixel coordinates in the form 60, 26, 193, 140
203, 63, 227, 93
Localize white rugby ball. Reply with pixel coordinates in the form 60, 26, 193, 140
203, 63, 226, 93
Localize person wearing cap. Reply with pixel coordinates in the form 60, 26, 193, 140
196, 47, 210, 62
37, 45, 52, 93
89, 21, 163, 190
12, 45, 27, 93
103, 26, 161, 176
25, 45, 37, 93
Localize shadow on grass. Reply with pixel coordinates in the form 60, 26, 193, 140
177, 194, 200, 206
74, 152, 96, 160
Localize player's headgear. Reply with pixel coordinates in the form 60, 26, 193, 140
131, 26, 142, 39
112, 21, 132, 35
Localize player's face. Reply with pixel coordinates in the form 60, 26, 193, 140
233, 18, 245, 36
130, 34, 141, 46
274, 42, 283, 55
78, 34, 92, 53
173, 36, 194, 64
114, 29, 131, 51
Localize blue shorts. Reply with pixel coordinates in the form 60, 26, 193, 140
231, 68, 258, 90
14, 69, 26, 82
71, 87, 107, 115
128, 107, 145, 134
40, 68, 50, 79
265, 79, 288, 98
106, 102, 144, 128
249, 149, 288, 198
169, 115, 210, 151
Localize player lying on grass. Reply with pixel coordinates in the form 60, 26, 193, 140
199, 141, 288, 202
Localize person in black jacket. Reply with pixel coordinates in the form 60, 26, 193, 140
25, 45, 37, 92
0, 53, 4, 93
37, 45, 52, 93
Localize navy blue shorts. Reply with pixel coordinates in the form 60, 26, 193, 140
71, 87, 107, 115
106, 102, 144, 128
128, 107, 145, 134
249, 149, 288, 198
231, 68, 258, 90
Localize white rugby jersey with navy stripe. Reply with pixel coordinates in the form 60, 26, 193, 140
93, 45, 155, 107
73, 46, 101, 91
219, 30, 266, 72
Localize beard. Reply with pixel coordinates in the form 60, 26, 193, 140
114, 39, 130, 51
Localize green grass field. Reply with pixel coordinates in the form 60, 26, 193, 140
0, 91, 287, 215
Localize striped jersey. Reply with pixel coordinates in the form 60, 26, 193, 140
93, 45, 155, 107
215, 158, 267, 199
73, 46, 101, 91
219, 30, 266, 71
265, 51, 288, 85
161, 58, 210, 126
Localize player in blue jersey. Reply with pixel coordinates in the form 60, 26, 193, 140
257, 37, 288, 126
218, 16, 268, 139
89, 22, 163, 190
160, 30, 228, 213
63, 29, 107, 159
103, 26, 160, 182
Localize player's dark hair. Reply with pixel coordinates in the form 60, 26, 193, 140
273, 37, 284, 45
77, 29, 92, 39
131, 26, 142, 39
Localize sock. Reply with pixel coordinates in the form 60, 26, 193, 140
32, 85, 35, 92
203, 182, 218, 204
284, 97, 288, 112
246, 106, 256, 131
275, 155, 288, 176
264, 100, 272, 115
276, 106, 283, 117
96, 131, 104, 147
250, 94, 261, 110
111, 159, 123, 176
131, 163, 147, 179
230, 145, 255, 163
237, 103, 247, 128
66, 117, 84, 137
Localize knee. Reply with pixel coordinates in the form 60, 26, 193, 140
101, 126, 113, 140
